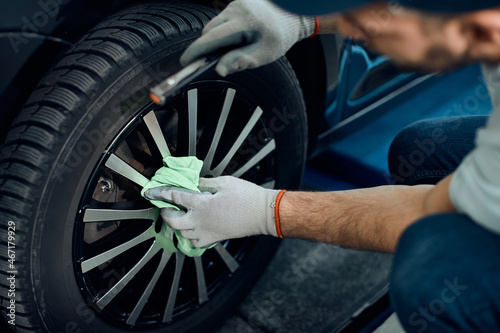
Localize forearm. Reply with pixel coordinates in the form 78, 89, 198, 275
317, 14, 341, 34
279, 175, 456, 253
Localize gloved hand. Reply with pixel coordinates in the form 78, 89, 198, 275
145, 176, 283, 248
180, 0, 316, 77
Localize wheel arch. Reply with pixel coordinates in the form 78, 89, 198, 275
285, 37, 328, 154
0, 0, 140, 144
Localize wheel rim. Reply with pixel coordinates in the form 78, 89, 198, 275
73, 81, 277, 329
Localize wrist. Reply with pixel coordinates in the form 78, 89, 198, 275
316, 14, 341, 34
308, 16, 320, 38
297, 15, 317, 40
273, 190, 287, 238
260, 188, 284, 237
268, 0, 316, 42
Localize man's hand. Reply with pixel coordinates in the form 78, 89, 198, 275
180, 0, 315, 77
145, 176, 281, 248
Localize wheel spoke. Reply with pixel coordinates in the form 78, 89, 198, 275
201, 88, 236, 175
105, 154, 149, 188
163, 252, 185, 323
214, 243, 239, 273
83, 207, 159, 222
209, 106, 264, 177
143, 110, 171, 159
126, 250, 173, 326
188, 89, 198, 156
97, 242, 161, 309
231, 139, 276, 178
260, 180, 276, 189
194, 256, 208, 304
81, 226, 155, 273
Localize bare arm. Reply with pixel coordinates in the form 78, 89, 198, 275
280, 175, 456, 253
317, 14, 342, 34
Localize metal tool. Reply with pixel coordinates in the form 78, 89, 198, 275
149, 56, 220, 106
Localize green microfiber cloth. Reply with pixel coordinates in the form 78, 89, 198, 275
141, 156, 210, 257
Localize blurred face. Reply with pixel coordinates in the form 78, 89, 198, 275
336, 2, 500, 73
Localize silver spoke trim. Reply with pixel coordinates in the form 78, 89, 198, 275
143, 111, 171, 159
97, 242, 161, 309
163, 252, 186, 323
214, 243, 239, 273
188, 89, 198, 156
83, 207, 159, 223
127, 250, 172, 325
105, 154, 149, 188
231, 139, 276, 178
81, 226, 155, 273
194, 256, 208, 304
209, 106, 263, 177
202, 88, 236, 174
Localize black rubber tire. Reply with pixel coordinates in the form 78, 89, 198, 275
0, 2, 307, 332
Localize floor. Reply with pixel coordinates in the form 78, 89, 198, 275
214, 63, 492, 333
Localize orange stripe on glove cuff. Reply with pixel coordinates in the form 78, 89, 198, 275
274, 190, 287, 238
309, 16, 319, 38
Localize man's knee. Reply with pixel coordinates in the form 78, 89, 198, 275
390, 214, 500, 332
389, 216, 443, 332
387, 116, 487, 185
388, 119, 449, 185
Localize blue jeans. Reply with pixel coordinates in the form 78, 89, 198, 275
387, 115, 488, 186
387, 116, 500, 332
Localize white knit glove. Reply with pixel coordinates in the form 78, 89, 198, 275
144, 176, 282, 248
180, 0, 316, 76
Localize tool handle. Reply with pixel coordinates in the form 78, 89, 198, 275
149, 57, 218, 106
150, 44, 246, 105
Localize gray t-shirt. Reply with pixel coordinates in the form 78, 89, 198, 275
450, 63, 500, 234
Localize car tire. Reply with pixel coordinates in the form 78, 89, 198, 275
0, 2, 307, 332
